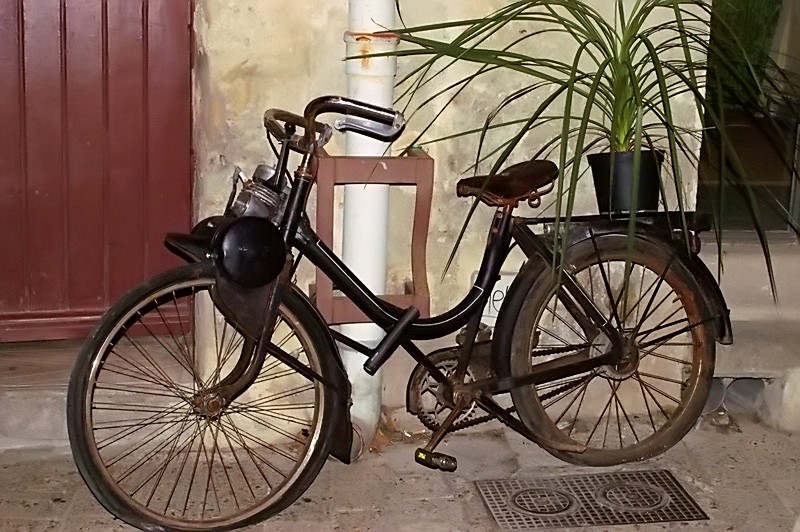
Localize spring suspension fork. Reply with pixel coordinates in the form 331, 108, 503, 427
210, 171, 321, 407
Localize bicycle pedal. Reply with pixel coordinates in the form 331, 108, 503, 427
415, 448, 457, 472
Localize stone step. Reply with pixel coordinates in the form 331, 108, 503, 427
715, 320, 800, 378
2, 319, 799, 448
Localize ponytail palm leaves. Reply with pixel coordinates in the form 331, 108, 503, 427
389, 0, 798, 287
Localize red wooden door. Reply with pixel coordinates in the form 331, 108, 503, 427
0, 0, 193, 341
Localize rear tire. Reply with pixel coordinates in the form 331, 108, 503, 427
502, 235, 714, 466
67, 263, 337, 531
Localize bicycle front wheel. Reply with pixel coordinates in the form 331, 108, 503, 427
67, 263, 336, 531
506, 234, 714, 466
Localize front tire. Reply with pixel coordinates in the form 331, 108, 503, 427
67, 263, 337, 531
502, 235, 714, 466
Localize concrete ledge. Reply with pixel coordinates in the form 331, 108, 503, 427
714, 320, 800, 434
761, 368, 800, 433
715, 320, 800, 379
0, 390, 68, 447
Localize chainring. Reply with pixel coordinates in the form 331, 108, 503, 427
406, 344, 494, 431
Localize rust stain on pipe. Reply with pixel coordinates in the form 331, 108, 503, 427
345, 31, 399, 70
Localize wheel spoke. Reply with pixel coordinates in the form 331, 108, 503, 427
638, 375, 658, 432
638, 371, 685, 386
635, 371, 671, 419
142, 413, 194, 508
543, 301, 589, 342
161, 418, 200, 515
634, 373, 681, 405
94, 383, 190, 399
73, 267, 327, 528
588, 234, 623, 330
610, 379, 639, 444
636, 307, 686, 342
544, 373, 593, 416
220, 411, 273, 492
619, 264, 660, 326
514, 239, 712, 462
134, 317, 202, 392
639, 316, 712, 349
94, 401, 189, 451
104, 347, 193, 401
640, 346, 693, 365
629, 251, 677, 336
584, 383, 616, 446
112, 411, 197, 484
153, 303, 201, 388
217, 416, 293, 477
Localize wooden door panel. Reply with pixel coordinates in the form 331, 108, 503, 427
0, 0, 26, 316
65, 0, 106, 311
0, 0, 193, 341
24, 0, 68, 313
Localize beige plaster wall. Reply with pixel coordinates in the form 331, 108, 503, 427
194, 0, 347, 218
193, 0, 703, 314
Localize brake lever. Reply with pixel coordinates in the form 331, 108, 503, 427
333, 115, 404, 142
286, 124, 333, 152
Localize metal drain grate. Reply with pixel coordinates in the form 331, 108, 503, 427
475, 470, 707, 530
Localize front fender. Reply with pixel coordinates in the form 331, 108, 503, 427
164, 217, 355, 463
164, 215, 230, 263
288, 286, 354, 464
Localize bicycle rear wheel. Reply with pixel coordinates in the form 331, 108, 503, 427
67, 263, 336, 531
504, 234, 714, 466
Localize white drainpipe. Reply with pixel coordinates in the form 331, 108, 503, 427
342, 0, 398, 460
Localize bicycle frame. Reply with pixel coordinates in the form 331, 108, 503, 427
190, 96, 729, 445
294, 210, 511, 341
289, 193, 624, 391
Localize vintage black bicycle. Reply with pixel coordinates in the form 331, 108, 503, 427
66, 96, 732, 531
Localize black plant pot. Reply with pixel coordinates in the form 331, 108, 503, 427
588, 150, 664, 214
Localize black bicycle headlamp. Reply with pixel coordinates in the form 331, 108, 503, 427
212, 216, 286, 288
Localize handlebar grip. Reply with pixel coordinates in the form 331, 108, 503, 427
264, 96, 406, 151
303, 96, 405, 142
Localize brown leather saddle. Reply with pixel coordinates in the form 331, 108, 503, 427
456, 159, 558, 207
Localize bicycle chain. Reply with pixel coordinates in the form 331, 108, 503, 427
414, 344, 592, 433
439, 377, 591, 433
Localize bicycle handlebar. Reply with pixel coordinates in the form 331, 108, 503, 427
263, 109, 332, 147
263, 96, 405, 152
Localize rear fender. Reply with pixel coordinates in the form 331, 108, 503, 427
562, 221, 732, 344
616, 230, 733, 345
492, 223, 731, 381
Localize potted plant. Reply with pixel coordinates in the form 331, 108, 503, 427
389, 0, 797, 229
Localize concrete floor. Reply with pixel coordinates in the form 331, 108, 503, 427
1, 410, 798, 532
2, 325, 800, 531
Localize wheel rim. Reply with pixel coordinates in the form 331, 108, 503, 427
83, 277, 323, 529
524, 251, 708, 456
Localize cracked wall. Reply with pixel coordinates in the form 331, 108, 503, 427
193, 1, 703, 315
